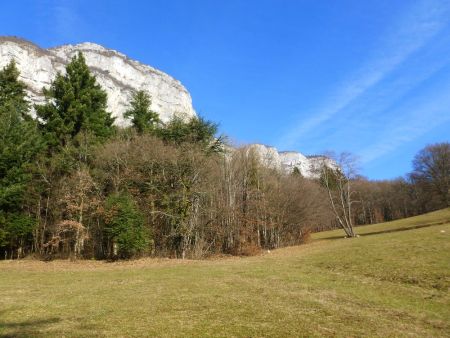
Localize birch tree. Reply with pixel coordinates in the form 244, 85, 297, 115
318, 152, 358, 237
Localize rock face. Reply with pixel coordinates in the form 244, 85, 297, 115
246, 144, 282, 170
248, 144, 336, 178
279, 151, 311, 176
1, 36, 333, 177
0, 36, 196, 124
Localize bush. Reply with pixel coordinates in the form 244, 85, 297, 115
0, 212, 35, 259
104, 193, 149, 259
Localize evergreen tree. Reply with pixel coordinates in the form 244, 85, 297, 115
36, 52, 115, 151
292, 166, 302, 177
157, 114, 224, 153
124, 90, 160, 134
104, 193, 149, 259
0, 61, 42, 257
0, 60, 29, 118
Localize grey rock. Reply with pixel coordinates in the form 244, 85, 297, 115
0, 36, 196, 124
246, 144, 337, 178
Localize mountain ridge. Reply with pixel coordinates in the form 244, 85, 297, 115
0, 36, 332, 178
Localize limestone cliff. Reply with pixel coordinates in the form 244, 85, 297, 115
0, 37, 196, 124
247, 144, 337, 178
0, 36, 334, 177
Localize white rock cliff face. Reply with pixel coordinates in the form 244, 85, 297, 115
246, 144, 283, 170
0, 37, 196, 124
247, 144, 336, 178
1, 37, 333, 177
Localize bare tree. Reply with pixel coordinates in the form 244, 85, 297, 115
317, 152, 359, 238
410, 142, 450, 208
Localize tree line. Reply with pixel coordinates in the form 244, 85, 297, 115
317, 144, 449, 236
352, 144, 449, 225
0, 54, 332, 260
0, 53, 448, 259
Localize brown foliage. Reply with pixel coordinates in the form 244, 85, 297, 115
20, 133, 335, 260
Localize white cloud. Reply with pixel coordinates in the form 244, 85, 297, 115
52, 0, 85, 41
278, 0, 450, 150
359, 83, 450, 164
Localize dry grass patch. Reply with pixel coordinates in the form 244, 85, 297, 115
1, 209, 449, 337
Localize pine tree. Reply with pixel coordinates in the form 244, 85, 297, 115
104, 193, 148, 259
36, 52, 115, 151
124, 90, 160, 134
0, 60, 28, 117
157, 114, 224, 153
292, 166, 302, 177
0, 61, 42, 257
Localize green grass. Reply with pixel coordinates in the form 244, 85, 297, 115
1, 209, 449, 337
313, 208, 450, 240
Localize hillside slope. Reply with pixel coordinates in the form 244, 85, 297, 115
314, 207, 450, 240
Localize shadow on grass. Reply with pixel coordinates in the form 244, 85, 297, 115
318, 220, 450, 241
0, 310, 60, 338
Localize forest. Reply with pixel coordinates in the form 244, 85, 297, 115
1, 53, 449, 260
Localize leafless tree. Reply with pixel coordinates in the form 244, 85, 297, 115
410, 142, 450, 208
317, 152, 359, 237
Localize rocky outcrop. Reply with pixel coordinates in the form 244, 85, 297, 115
279, 151, 311, 176
246, 144, 283, 170
0, 37, 333, 176
247, 144, 336, 178
0, 36, 196, 124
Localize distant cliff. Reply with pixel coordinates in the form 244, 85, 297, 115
0, 36, 196, 124
246, 144, 337, 178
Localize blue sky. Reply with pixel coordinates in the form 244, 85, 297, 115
1, 0, 449, 179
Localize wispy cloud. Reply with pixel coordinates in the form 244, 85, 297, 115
52, 0, 85, 42
277, 0, 450, 150
359, 82, 450, 163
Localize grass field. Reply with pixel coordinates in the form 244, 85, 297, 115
1, 209, 449, 337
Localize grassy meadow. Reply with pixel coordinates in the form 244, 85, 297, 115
1, 209, 449, 337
